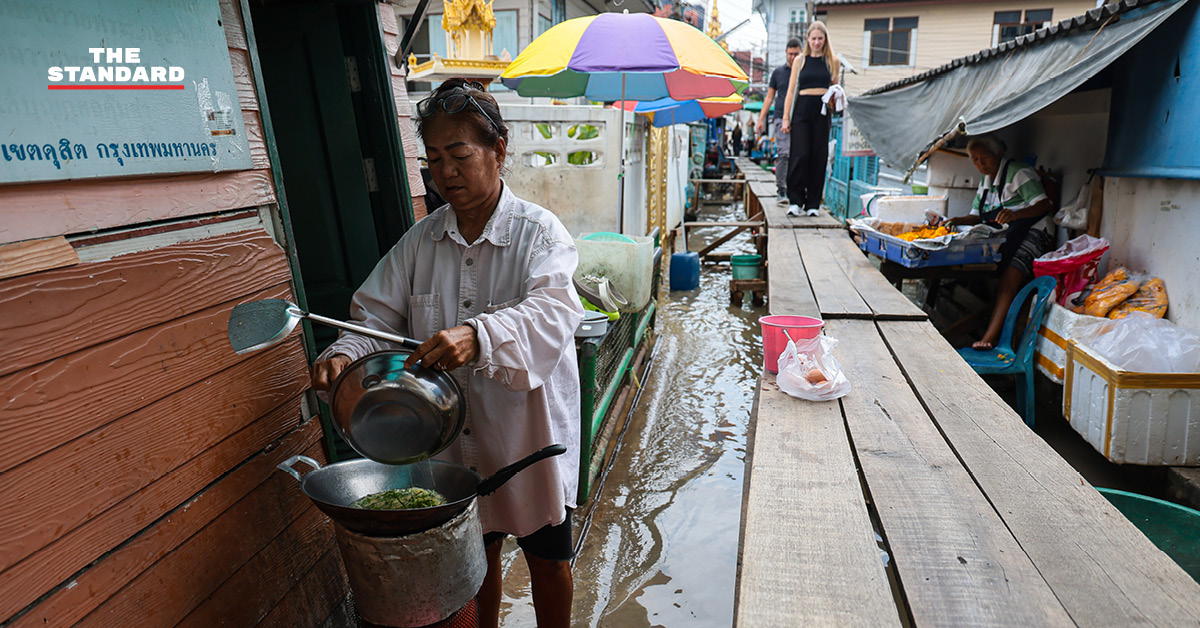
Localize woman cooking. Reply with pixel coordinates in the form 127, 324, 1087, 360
936, 135, 1056, 350
310, 79, 583, 628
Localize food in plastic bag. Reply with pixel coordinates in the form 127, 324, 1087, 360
1107, 277, 1168, 319
1033, 234, 1109, 306
1079, 268, 1141, 317
776, 335, 851, 401
1075, 312, 1200, 373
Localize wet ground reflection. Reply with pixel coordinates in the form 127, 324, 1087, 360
498, 197, 764, 627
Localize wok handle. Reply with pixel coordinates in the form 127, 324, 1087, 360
477, 444, 568, 497
300, 310, 422, 351
277, 455, 322, 481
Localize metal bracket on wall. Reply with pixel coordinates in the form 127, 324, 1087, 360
345, 56, 361, 92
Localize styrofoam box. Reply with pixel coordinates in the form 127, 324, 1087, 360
1064, 341, 1200, 466
869, 195, 949, 223
1035, 303, 1107, 384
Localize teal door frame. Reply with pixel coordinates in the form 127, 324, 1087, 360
239, 0, 417, 461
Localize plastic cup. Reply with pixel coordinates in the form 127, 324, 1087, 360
759, 315, 824, 373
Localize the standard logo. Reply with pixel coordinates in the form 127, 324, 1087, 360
47, 47, 184, 90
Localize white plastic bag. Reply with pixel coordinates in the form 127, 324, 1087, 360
1055, 182, 1090, 230
777, 335, 852, 401
1075, 312, 1200, 373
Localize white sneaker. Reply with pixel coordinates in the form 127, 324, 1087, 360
786, 205, 803, 217
806, 208, 820, 217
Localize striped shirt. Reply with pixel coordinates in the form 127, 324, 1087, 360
970, 158, 1053, 233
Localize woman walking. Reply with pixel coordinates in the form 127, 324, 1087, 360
781, 22, 839, 217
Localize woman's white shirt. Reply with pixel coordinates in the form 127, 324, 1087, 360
319, 183, 584, 536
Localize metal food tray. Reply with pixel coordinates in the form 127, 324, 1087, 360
858, 229, 1005, 268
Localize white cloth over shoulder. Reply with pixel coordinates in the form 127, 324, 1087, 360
319, 183, 584, 537
821, 84, 846, 115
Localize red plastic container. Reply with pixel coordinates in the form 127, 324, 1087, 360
759, 315, 824, 373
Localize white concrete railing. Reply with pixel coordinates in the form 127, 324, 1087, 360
499, 104, 654, 237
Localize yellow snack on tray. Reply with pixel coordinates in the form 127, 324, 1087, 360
1081, 268, 1141, 317
1108, 277, 1168, 319
897, 225, 952, 241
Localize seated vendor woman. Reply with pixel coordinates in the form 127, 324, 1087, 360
938, 135, 1056, 350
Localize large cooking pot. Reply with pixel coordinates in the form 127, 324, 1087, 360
330, 350, 464, 465
278, 444, 567, 536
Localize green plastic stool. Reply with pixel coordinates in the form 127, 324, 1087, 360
1098, 487, 1200, 583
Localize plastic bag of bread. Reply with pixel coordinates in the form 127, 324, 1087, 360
1078, 268, 1141, 317
777, 335, 851, 401
1108, 277, 1168, 319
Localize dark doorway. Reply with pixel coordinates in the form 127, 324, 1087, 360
250, 0, 414, 351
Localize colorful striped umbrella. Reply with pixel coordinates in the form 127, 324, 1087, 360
616, 95, 743, 128
500, 12, 748, 101
501, 12, 747, 232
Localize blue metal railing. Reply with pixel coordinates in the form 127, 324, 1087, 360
823, 116, 880, 220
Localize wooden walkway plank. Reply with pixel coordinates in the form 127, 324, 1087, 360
794, 231, 872, 319
819, 232, 927, 321
878, 320, 1200, 626
746, 177, 842, 230
736, 375, 901, 628
766, 229, 819, 318
828, 320, 1074, 628
761, 201, 844, 230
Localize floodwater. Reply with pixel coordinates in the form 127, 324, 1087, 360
497, 195, 764, 627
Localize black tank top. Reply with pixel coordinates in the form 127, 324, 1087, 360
796, 55, 831, 91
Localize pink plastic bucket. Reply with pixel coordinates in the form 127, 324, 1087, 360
759, 315, 824, 373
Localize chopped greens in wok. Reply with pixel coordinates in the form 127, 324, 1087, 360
352, 487, 447, 510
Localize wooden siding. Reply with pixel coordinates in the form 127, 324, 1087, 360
380, 2, 429, 220
821, 1, 1097, 95
0, 1, 352, 625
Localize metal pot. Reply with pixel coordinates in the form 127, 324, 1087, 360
277, 444, 567, 536
332, 501, 486, 627
330, 350, 464, 465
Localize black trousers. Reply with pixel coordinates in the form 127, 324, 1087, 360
786, 95, 831, 209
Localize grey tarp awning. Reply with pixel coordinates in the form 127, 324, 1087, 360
847, 0, 1190, 171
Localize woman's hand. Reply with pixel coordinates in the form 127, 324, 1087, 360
781, 119, 791, 133
406, 325, 480, 371
311, 354, 353, 392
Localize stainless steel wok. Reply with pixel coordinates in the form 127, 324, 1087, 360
278, 444, 567, 536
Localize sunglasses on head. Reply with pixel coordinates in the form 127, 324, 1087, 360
417, 82, 501, 135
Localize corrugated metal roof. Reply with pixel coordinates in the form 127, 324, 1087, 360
862, 0, 1163, 95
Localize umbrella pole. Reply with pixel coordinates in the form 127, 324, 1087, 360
618, 74, 626, 235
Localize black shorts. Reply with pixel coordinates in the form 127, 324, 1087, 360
483, 509, 574, 562
1007, 228, 1056, 278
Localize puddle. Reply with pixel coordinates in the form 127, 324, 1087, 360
498, 198, 764, 627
